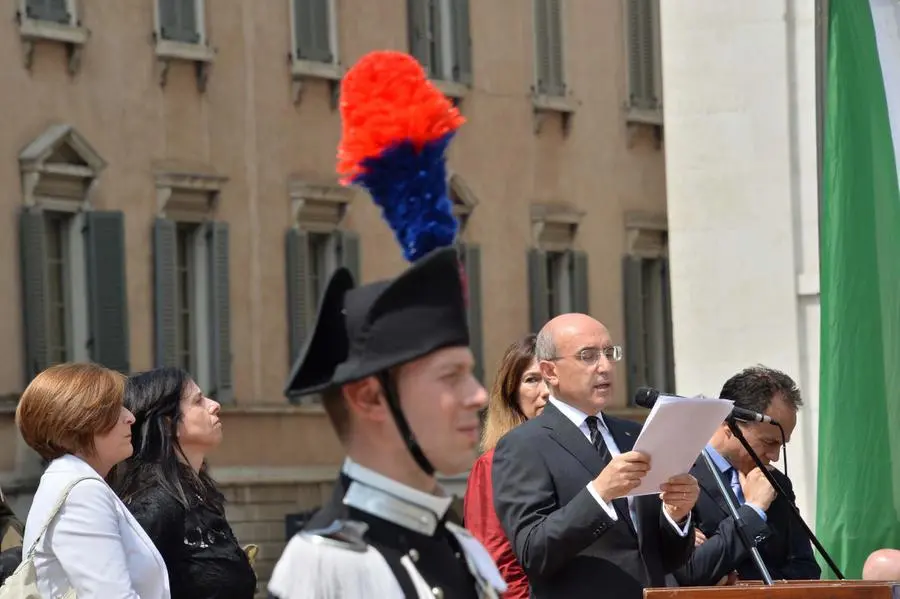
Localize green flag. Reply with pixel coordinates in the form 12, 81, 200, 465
817, 0, 900, 579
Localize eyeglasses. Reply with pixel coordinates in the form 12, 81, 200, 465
549, 346, 623, 365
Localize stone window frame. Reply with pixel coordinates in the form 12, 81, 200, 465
153, 0, 217, 92
17, 0, 90, 75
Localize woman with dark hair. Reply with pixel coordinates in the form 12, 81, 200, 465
463, 334, 549, 598
108, 368, 256, 599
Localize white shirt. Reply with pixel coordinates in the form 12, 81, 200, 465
548, 397, 691, 537
23, 454, 170, 599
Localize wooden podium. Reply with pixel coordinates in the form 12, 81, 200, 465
645, 580, 899, 598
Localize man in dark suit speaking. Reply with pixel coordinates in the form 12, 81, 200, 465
492, 313, 699, 599
673, 366, 821, 585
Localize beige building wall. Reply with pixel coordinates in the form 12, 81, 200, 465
0, 0, 666, 593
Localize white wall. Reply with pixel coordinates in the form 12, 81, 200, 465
660, 0, 821, 526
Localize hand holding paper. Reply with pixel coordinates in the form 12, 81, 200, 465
627, 394, 734, 497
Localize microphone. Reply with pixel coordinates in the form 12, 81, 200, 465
634, 387, 779, 426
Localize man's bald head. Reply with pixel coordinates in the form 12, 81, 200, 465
536, 313, 606, 359
863, 548, 900, 581
535, 313, 617, 414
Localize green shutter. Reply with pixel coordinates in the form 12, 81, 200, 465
452, 0, 472, 84
462, 244, 484, 383
408, 0, 430, 71
570, 250, 589, 315
626, 0, 657, 110
286, 229, 310, 364
207, 222, 233, 403
527, 248, 549, 333
153, 218, 178, 368
533, 0, 551, 94
622, 256, 646, 404
336, 229, 361, 284
545, 0, 565, 96
660, 257, 675, 390
294, 0, 333, 63
159, 0, 200, 44
19, 208, 49, 383
84, 211, 130, 374
26, 0, 71, 24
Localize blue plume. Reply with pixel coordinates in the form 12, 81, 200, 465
351, 132, 460, 263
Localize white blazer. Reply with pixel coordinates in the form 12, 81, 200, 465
23, 454, 170, 599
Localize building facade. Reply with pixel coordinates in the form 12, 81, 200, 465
0, 0, 671, 592
660, 0, 822, 526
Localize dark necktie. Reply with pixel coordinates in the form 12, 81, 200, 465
585, 415, 612, 466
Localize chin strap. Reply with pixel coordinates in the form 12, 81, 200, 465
376, 371, 435, 476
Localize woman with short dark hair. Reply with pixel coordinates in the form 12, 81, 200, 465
463, 334, 549, 598
109, 367, 256, 599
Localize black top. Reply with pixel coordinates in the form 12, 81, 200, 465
269, 473, 481, 599
127, 485, 257, 599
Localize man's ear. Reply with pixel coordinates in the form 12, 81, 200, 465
343, 377, 390, 423
539, 360, 559, 387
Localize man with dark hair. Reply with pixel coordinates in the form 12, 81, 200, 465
673, 365, 821, 585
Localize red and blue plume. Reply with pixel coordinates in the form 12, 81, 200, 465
336, 50, 465, 262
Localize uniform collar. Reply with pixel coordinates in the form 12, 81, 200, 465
341, 458, 453, 536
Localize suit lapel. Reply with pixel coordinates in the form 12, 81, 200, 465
692, 458, 733, 518
543, 402, 607, 476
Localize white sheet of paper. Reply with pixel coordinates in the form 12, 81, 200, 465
627, 395, 735, 497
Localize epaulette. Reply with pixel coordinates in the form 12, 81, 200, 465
298, 519, 369, 553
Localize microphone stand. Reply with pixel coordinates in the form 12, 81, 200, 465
700, 448, 774, 585
727, 418, 845, 579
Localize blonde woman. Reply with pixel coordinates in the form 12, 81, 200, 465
17, 363, 170, 598
463, 335, 549, 598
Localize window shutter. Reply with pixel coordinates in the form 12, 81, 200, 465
159, 0, 200, 44
336, 229, 361, 284
153, 218, 178, 368
408, 0, 430, 71
533, 0, 551, 95
570, 250, 590, 315
528, 248, 549, 333
623, 256, 646, 404
452, 0, 472, 84
545, 0, 565, 96
178, 0, 201, 43
286, 230, 310, 365
26, 0, 71, 24
207, 222, 233, 403
626, 0, 656, 110
294, 0, 333, 63
461, 244, 484, 383
19, 209, 49, 383
84, 211, 130, 374
660, 257, 676, 390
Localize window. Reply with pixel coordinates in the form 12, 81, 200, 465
408, 0, 472, 86
285, 179, 357, 369
153, 166, 231, 402
291, 0, 336, 65
625, 0, 663, 125
18, 0, 89, 74
449, 174, 483, 383
158, 0, 202, 44
533, 0, 565, 97
527, 203, 587, 332
622, 213, 674, 403
24, 0, 72, 24
154, 0, 215, 91
18, 125, 130, 383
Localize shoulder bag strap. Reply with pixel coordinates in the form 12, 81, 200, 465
24, 476, 102, 560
